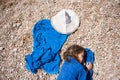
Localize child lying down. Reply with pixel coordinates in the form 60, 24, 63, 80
57, 44, 94, 80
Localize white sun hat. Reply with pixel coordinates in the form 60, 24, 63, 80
51, 9, 80, 34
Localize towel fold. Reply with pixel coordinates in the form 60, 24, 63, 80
84, 48, 95, 80
25, 19, 69, 74
57, 57, 87, 80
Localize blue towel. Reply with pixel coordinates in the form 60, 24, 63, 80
57, 48, 94, 80
57, 57, 87, 80
25, 19, 69, 74
84, 48, 95, 80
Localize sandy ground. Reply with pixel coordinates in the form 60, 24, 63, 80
0, 0, 120, 80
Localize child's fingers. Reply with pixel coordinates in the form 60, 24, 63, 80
86, 62, 93, 70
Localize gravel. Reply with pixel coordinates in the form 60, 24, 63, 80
0, 0, 120, 80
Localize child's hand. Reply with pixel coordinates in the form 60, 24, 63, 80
86, 62, 93, 71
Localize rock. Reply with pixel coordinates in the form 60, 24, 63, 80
13, 22, 22, 28
20, 63, 23, 66
0, 47, 4, 50
13, 48, 17, 52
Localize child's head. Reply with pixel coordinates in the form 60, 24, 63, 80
63, 44, 84, 63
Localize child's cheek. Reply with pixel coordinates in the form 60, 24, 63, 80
78, 55, 83, 63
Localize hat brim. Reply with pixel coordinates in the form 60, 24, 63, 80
51, 9, 80, 34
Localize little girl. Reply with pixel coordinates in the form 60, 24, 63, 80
57, 44, 93, 80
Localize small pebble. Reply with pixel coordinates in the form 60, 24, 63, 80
0, 47, 4, 50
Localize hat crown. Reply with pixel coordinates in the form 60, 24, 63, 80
51, 9, 79, 34
65, 11, 71, 24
